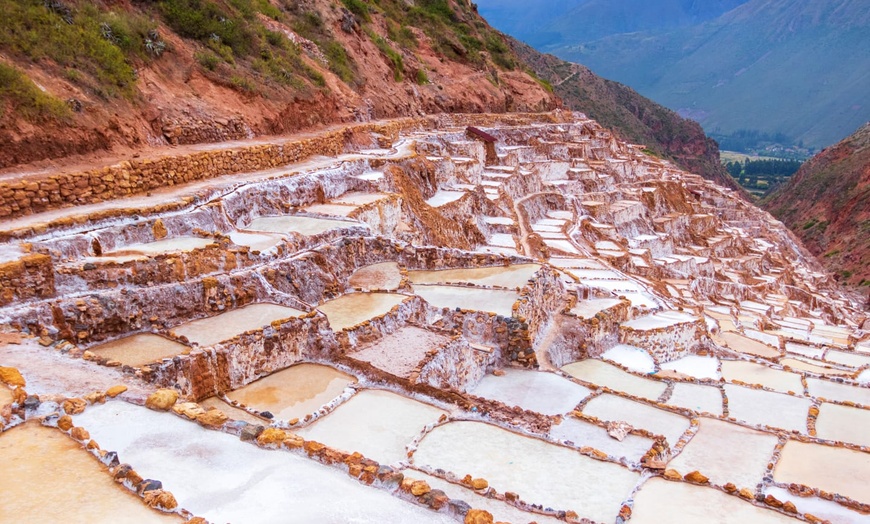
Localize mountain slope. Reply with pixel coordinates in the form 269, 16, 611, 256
510, 38, 741, 192
764, 122, 870, 289
550, 0, 870, 149
0, 0, 557, 169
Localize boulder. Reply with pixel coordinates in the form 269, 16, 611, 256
0, 367, 25, 387
70, 426, 90, 441
145, 389, 179, 411
62, 397, 87, 415
256, 428, 288, 447
410, 480, 431, 496
172, 402, 206, 420
106, 385, 128, 398
57, 415, 74, 431
465, 509, 494, 524
684, 471, 709, 484
196, 408, 228, 429
143, 489, 178, 511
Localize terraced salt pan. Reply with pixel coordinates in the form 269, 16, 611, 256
0, 423, 179, 523
302, 203, 356, 217
172, 303, 304, 347
348, 262, 402, 291
562, 359, 667, 401
246, 215, 360, 236
720, 332, 781, 359
488, 233, 517, 248
413, 421, 639, 522
316, 293, 407, 331
668, 417, 778, 489
570, 298, 623, 319
601, 344, 656, 374
354, 170, 384, 181
548, 258, 607, 269
564, 268, 623, 279
775, 440, 870, 504
549, 417, 654, 462
860, 369, 870, 384
631, 478, 798, 524
723, 384, 811, 433
543, 238, 581, 254
75, 402, 456, 523
582, 394, 690, 446
350, 327, 450, 378
407, 264, 540, 288
659, 355, 720, 380
413, 285, 518, 317
665, 382, 723, 416
623, 310, 697, 331
425, 190, 465, 207
824, 349, 870, 368
742, 328, 781, 347
781, 358, 853, 377
228, 231, 283, 252
806, 377, 870, 405
103, 236, 214, 258
785, 342, 825, 359
764, 486, 870, 524
332, 192, 388, 206
404, 470, 564, 524
575, 279, 659, 308
297, 389, 446, 465
815, 403, 870, 447
720, 360, 803, 394
224, 364, 356, 422
470, 369, 591, 415
89, 333, 189, 367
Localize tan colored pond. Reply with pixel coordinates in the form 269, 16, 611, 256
815, 403, 870, 447
171, 303, 304, 347
103, 236, 214, 258
720, 360, 803, 394
348, 262, 402, 291
806, 377, 870, 405
407, 264, 540, 288
296, 389, 446, 465
228, 231, 283, 252
724, 384, 811, 433
582, 393, 690, 446
246, 215, 358, 236
316, 293, 407, 331
631, 478, 798, 524
89, 333, 189, 367
720, 332, 780, 359
775, 440, 870, 504
224, 364, 356, 422
349, 326, 449, 378
562, 359, 667, 401
668, 417, 778, 489
780, 358, 853, 377
412, 285, 519, 317
412, 420, 640, 522
0, 423, 180, 523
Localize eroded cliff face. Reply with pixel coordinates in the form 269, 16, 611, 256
0, 0, 557, 169
764, 122, 870, 293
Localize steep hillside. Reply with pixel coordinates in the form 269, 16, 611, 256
0, 0, 556, 169
477, 0, 748, 49
764, 122, 870, 289
550, 0, 870, 149
510, 39, 741, 192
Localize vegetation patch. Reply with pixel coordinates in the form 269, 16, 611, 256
0, 63, 70, 121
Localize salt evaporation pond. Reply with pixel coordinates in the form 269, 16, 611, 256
246, 215, 359, 236
0, 423, 179, 523
348, 262, 402, 291
667, 417, 778, 489
665, 382, 724, 415
316, 293, 407, 331
780, 357, 853, 377
89, 333, 189, 367
412, 285, 519, 317
228, 231, 283, 252
631, 478, 798, 524
407, 264, 540, 288
224, 363, 356, 422
720, 332, 780, 359
774, 440, 870, 504
562, 359, 667, 401
74, 402, 457, 524
569, 298, 623, 319
601, 344, 656, 374
764, 485, 870, 524
171, 303, 304, 346
723, 384, 811, 433
412, 420, 640, 522
349, 326, 449, 378
103, 236, 214, 258
581, 394, 690, 446
470, 369, 591, 415
814, 403, 870, 447
825, 349, 870, 368
425, 190, 465, 207
622, 310, 697, 330
549, 416, 654, 462
806, 377, 870, 405
659, 355, 720, 380
404, 470, 564, 524
720, 360, 803, 393
296, 389, 446, 465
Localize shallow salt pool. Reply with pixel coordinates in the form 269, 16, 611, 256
317, 293, 407, 331
407, 264, 540, 289
413, 285, 519, 317
171, 303, 305, 347
470, 369, 591, 415
562, 359, 667, 401
89, 333, 189, 367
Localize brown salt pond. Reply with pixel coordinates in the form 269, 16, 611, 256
198, 396, 267, 425
349, 326, 450, 378
720, 331, 781, 359
667, 417, 778, 489
296, 389, 446, 465
562, 359, 667, 401
815, 403, 870, 447
224, 364, 356, 422
0, 423, 180, 523
720, 360, 803, 394
246, 215, 360, 236
631, 478, 798, 524
171, 303, 304, 347
348, 262, 402, 291
412, 285, 519, 317
102, 236, 215, 258
774, 440, 870, 504
316, 293, 407, 331
780, 357, 854, 377
412, 420, 640, 522
407, 264, 541, 288
228, 231, 283, 252
89, 333, 189, 367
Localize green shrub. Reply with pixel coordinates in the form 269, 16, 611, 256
324, 41, 356, 84
0, 63, 70, 121
416, 68, 429, 85
342, 0, 371, 23
195, 51, 220, 71
159, 0, 253, 57
366, 28, 404, 81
